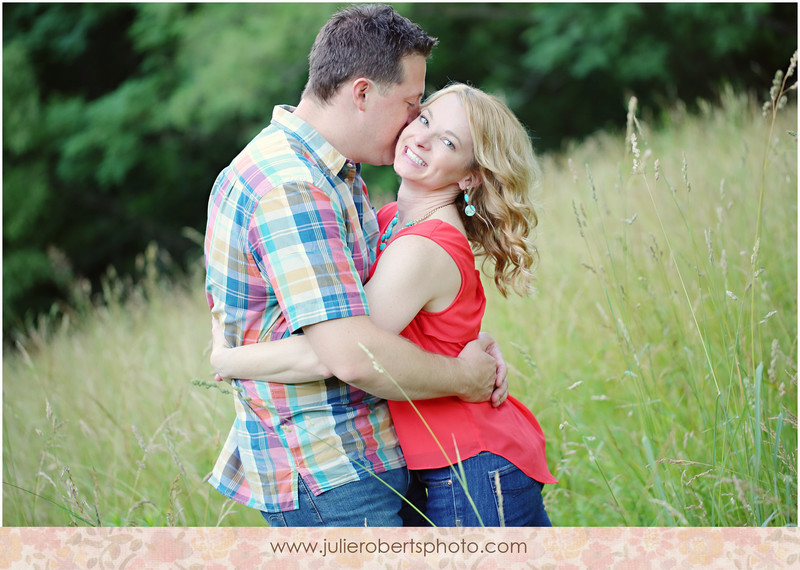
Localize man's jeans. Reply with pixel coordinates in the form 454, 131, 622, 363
408, 451, 552, 527
261, 467, 410, 527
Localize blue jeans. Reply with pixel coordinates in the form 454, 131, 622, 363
261, 467, 410, 527
406, 452, 552, 527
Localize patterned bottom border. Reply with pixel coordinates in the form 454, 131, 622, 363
0, 527, 798, 568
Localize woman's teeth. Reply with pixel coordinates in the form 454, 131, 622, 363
405, 147, 427, 167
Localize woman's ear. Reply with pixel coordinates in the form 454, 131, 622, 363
458, 172, 483, 191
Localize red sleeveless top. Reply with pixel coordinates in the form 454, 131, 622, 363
372, 203, 556, 484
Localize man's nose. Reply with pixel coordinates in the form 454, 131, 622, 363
406, 104, 420, 125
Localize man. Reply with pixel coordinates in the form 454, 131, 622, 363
204, 4, 503, 526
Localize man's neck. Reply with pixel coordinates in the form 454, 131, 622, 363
294, 97, 355, 160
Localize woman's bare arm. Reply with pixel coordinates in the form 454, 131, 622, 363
210, 235, 507, 404
210, 317, 330, 383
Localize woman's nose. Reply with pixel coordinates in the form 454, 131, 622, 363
412, 130, 430, 148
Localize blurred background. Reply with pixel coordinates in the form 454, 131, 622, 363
3, 2, 797, 337
4, 3, 797, 528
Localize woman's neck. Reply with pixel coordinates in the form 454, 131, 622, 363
396, 182, 459, 226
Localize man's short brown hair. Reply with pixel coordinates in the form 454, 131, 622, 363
304, 4, 437, 103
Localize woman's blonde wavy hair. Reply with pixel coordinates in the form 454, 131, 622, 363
423, 83, 541, 297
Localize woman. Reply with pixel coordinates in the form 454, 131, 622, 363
212, 83, 556, 526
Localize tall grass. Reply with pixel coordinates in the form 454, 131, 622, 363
3, 245, 264, 526
3, 77, 796, 526
483, 74, 797, 525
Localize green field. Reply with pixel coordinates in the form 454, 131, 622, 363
4, 87, 796, 527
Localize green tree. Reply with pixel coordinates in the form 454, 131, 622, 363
406, 3, 796, 147
3, 3, 796, 337
3, 3, 334, 334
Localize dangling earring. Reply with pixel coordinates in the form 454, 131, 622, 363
464, 187, 476, 217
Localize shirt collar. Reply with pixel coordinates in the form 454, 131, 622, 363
271, 105, 351, 179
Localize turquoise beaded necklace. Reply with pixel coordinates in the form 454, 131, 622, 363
378, 203, 452, 251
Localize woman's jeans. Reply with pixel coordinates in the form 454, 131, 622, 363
261, 467, 409, 527
406, 452, 552, 527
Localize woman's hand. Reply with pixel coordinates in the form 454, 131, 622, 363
210, 317, 233, 382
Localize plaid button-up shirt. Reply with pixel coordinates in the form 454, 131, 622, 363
204, 106, 404, 512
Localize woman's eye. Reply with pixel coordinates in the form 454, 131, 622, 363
420, 115, 429, 125
443, 139, 455, 149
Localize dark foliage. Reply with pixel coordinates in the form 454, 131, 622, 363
3, 3, 796, 336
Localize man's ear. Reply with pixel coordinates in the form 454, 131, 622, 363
352, 77, 371, 111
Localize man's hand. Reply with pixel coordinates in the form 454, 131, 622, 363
456, 334, 502, 403
478, 332, 509, 407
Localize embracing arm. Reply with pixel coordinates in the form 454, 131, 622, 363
302, 315, 497, 401
210, 235, 507, 403
207, 235, 436, 387
210, 317, 330, 383
303, 235, 506, 403
210, 314, 500, 402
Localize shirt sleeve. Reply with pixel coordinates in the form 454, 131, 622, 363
247, 181, 370, 334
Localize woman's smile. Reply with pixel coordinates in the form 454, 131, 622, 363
403, 146, 428, 167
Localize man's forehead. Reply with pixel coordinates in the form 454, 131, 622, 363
398, 55, 427, 97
